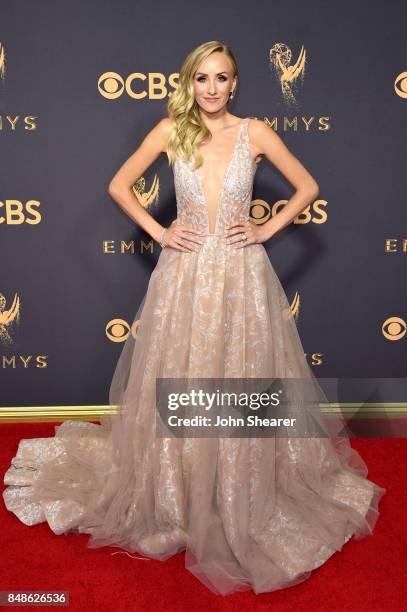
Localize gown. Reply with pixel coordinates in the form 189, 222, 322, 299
2, 117, 386, 596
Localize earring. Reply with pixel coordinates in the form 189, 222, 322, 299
229, 90, 235, 100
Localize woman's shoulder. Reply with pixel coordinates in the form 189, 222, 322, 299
148, 117, 175, 154
245, 117, 269, 164
153, 116, 175, 135
246, 116, 270, 139
246, 116, 264, 127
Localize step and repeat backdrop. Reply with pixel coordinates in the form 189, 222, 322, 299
0, 0, 406, 408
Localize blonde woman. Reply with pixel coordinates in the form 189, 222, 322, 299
3, 41, 385, 596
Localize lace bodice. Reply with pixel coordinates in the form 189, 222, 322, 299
173, 117, 258, 236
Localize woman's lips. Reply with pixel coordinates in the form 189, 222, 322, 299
204, 98, 219, 103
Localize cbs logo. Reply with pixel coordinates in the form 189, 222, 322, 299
106, 318, 141, 342
394, 71, 407, 99
250, 198, 328, 225
382, 316, 406, 341
0, 200, 41, 224
98, 72, 179, 100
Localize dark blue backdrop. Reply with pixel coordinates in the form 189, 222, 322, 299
1, 0, 406, 408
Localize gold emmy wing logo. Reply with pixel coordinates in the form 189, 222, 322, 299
290, 291, 301, 320
0, 292, 21, 345
0, 42, 5, 80
132, 176, 160, 209
394, 71, 407, 98
382, 316, 406, 341
269, 43, 307, 103
282, 292, 300, 321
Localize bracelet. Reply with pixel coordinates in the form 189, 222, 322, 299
159, 227, 168, 248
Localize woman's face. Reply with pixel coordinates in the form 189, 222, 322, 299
193, 51, 236, 114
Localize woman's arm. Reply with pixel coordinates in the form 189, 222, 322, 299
249, 118, 320, 241
108, 117, 172, 243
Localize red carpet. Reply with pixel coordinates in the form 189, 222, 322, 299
0, 422, 405, 611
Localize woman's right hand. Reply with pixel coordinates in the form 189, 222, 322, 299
161, 221, 204, 253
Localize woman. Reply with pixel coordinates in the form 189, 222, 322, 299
3, 41, 385, 596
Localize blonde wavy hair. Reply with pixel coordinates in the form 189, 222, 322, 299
166, 41, 238, 170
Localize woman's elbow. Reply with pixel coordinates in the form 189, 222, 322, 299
307, 181, 319, 199
108, 180, 121, 197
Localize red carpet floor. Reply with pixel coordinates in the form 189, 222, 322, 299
0, 422, 405, 612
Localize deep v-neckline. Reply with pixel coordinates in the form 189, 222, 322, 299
194, 118, 246, 234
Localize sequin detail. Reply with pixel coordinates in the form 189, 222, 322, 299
173, 117, 257, 235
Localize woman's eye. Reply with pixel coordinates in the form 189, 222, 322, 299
196, 76, 228, 82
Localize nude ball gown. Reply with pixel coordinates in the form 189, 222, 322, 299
3, 117, 386, 596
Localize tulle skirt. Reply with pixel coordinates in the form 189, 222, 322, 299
3, 239, 386, 595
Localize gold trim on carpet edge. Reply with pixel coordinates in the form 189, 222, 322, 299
0, 404, 406, 423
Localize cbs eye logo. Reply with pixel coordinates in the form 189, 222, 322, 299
394, 71, 407, 99
98, 72, 179, 100
382, 316, 406, 341
106, 318, 141, 342
250, 199, 328, 225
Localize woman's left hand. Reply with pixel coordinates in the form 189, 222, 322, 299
225, 220, 269, 248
